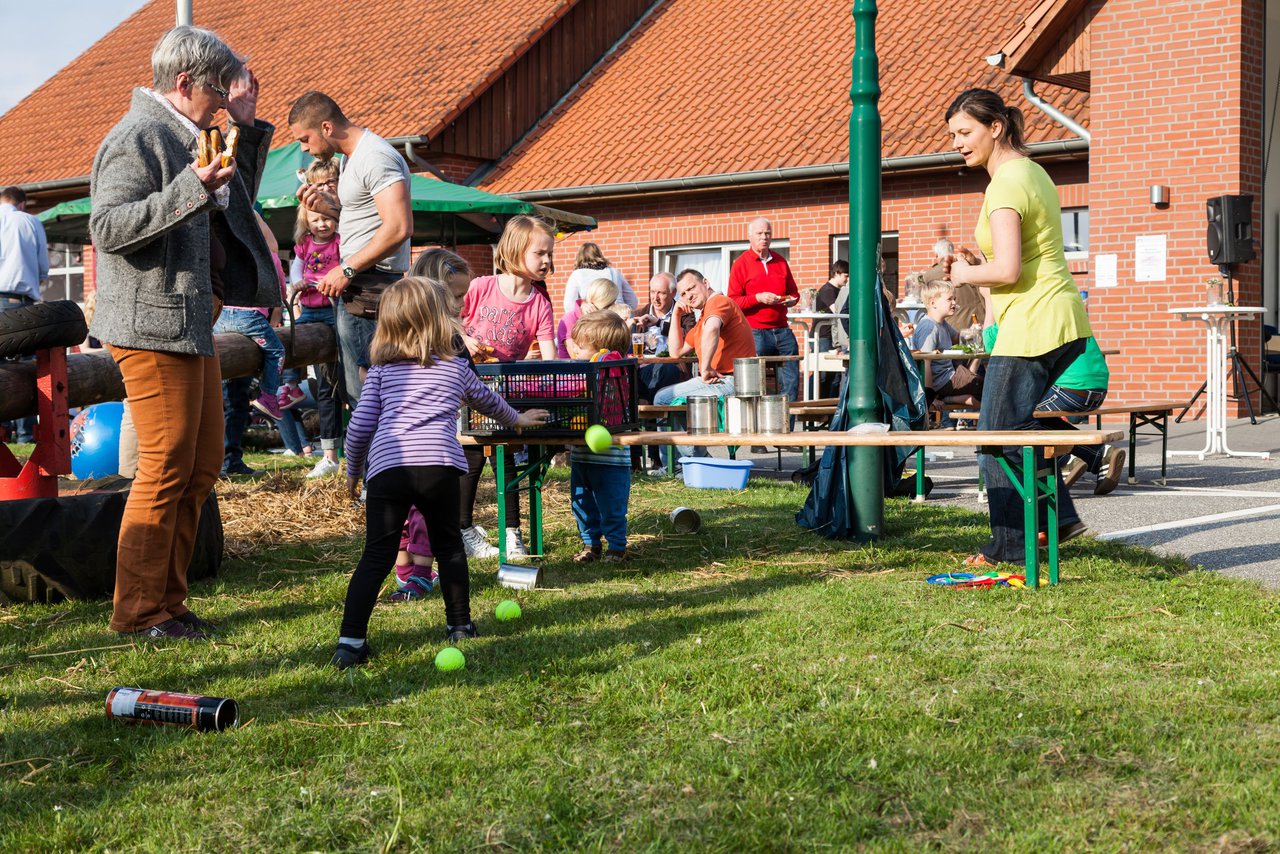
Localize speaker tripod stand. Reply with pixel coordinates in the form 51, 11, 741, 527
1174, 266, 1278, 426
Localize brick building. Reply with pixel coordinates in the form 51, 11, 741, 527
0, 0, 1274, 414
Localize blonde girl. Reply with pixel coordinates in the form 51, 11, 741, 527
332, 277, 547, 668
458, 215, 557, 558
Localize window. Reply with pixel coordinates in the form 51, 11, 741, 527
652, 240, 790, 294
1062, 207, 1089, 259
43, 243, 85, 304
831, 231, 899, 297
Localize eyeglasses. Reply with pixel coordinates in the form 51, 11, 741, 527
203, 80, 229, 100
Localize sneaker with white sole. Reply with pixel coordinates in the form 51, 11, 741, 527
251, 394, 284, 420
278, 385, 307, 411
505, 527, 528, 557
461, 525, 499, 558
307, 456, 341, 479
1094, 447, 1126, 495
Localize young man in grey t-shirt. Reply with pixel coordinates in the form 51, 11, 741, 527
289, 91, 412, 407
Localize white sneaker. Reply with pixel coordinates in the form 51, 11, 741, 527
505, 528, 528, 557
461, 525, 499, 559
307, 457, 340, 479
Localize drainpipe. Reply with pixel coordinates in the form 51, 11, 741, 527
400, 140, 449, 182
176, 0, 191, 25
1022, 78, 1090, 142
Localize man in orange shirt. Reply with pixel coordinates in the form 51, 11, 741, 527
652, 269, 757, 465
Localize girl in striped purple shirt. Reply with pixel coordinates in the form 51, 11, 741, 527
331, 277, 548, 670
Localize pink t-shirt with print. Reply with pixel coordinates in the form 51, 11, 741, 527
293, 234, 342, 308
462, 275, 555, 362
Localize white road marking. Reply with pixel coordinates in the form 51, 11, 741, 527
1097, 503, 1280, 540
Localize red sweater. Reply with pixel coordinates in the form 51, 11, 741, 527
727, 250, 799, 330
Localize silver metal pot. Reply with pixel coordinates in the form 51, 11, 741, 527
686, 395, 720, 434
498, 563, 542, 590
757, 394, 790, 434
733, 357, 765, 397
670, 506, 702, 533
724, 395, 757, 435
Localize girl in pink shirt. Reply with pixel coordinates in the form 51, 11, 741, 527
458, 215, 557, 558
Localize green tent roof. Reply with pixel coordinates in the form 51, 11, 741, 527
40, 141, 595, 246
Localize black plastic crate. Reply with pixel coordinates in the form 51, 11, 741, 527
462, 358, 640, 437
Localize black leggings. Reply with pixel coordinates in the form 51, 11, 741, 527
458, 444, 520, 529
340, 465, 471, 638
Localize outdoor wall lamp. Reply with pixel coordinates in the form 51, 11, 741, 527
1150, 185, 1171, 209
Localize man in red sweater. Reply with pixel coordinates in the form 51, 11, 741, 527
726, 217, 800, 405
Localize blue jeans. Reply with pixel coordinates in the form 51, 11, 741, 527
285, 305, 342, 449
654, 374, 737, 461
977, 338, 1087, 564
0, 295, 37, 442
221, 376, 253, 470
1035, 386, 1108, 473
571, 462, 631, 551
636, 362, 683, 466
214, 309, 284, 396
751, 326, 800, 403
334, 307, 375, 406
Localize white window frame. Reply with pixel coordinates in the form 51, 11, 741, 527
1062, 206, 1089, 261
44, 243, 86, 305
651, 239, 790, 294
831, 231, 899, 293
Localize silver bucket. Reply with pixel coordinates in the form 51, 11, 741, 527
670, 506, 702, 533
498, 563, 542, 590
687, 395, 720, 434
757, 394, 790, 434
724, 395, 757, 435
733, 357, 765, 397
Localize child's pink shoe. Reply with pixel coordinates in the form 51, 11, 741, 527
278, 385, 306, 411
251, 394, 283, 420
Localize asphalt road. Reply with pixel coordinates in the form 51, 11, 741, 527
735, 413, 1280, 586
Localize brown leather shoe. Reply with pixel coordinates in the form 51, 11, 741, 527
1061, 457, 1088, 488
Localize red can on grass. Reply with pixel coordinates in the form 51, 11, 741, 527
105, 687, 239, 732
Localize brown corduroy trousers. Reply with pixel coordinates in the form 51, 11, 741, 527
107, 346, 223, 633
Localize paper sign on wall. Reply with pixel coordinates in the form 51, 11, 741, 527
1134, 235, 1167, 282
1094, 253, 1118, 288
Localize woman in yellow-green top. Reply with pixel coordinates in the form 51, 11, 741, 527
945, 88, 1093, 567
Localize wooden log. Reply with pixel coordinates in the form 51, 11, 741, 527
0, 324, 337, 421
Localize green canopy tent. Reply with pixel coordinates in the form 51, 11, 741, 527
39, 141, 595, 246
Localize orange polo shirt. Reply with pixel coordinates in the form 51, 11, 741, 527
688, 293, 757, 373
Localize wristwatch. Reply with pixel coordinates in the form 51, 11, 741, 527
340, 261, 357, 279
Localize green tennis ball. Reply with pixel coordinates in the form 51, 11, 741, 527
435, 647, 465, 672
584, 424, 613, 454
495, 600, 522, 621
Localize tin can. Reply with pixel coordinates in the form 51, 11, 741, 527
498, 563, 542, 590
757, 395, 790, 434
724, 395, 757, 435
733, 357, 765, 397
670, 506, 702, 533
106, 687, 238, 732
686, 396, 720, 434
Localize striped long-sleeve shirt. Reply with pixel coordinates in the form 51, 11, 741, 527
344, 357, 520, 482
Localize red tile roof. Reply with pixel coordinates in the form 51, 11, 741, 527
480, 0, 1089, 194
0, 0, 573, 187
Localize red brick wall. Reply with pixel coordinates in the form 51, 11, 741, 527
1089, 0, 1265, 415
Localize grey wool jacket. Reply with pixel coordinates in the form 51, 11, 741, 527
89, 89, 280, 357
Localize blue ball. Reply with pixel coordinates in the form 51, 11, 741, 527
70, 402, 125, 480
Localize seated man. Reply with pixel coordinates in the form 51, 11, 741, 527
652, 268, 756, 465
633, 271, 694, 472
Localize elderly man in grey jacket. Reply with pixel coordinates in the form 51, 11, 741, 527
89, 25, 279, 641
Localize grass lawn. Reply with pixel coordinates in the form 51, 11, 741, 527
2, 451, 1279, 851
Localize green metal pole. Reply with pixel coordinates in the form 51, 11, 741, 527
846, 0, 884, 540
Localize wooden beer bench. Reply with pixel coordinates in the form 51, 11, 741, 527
948, 398, 1187, 485
463, 426, 1124, 588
